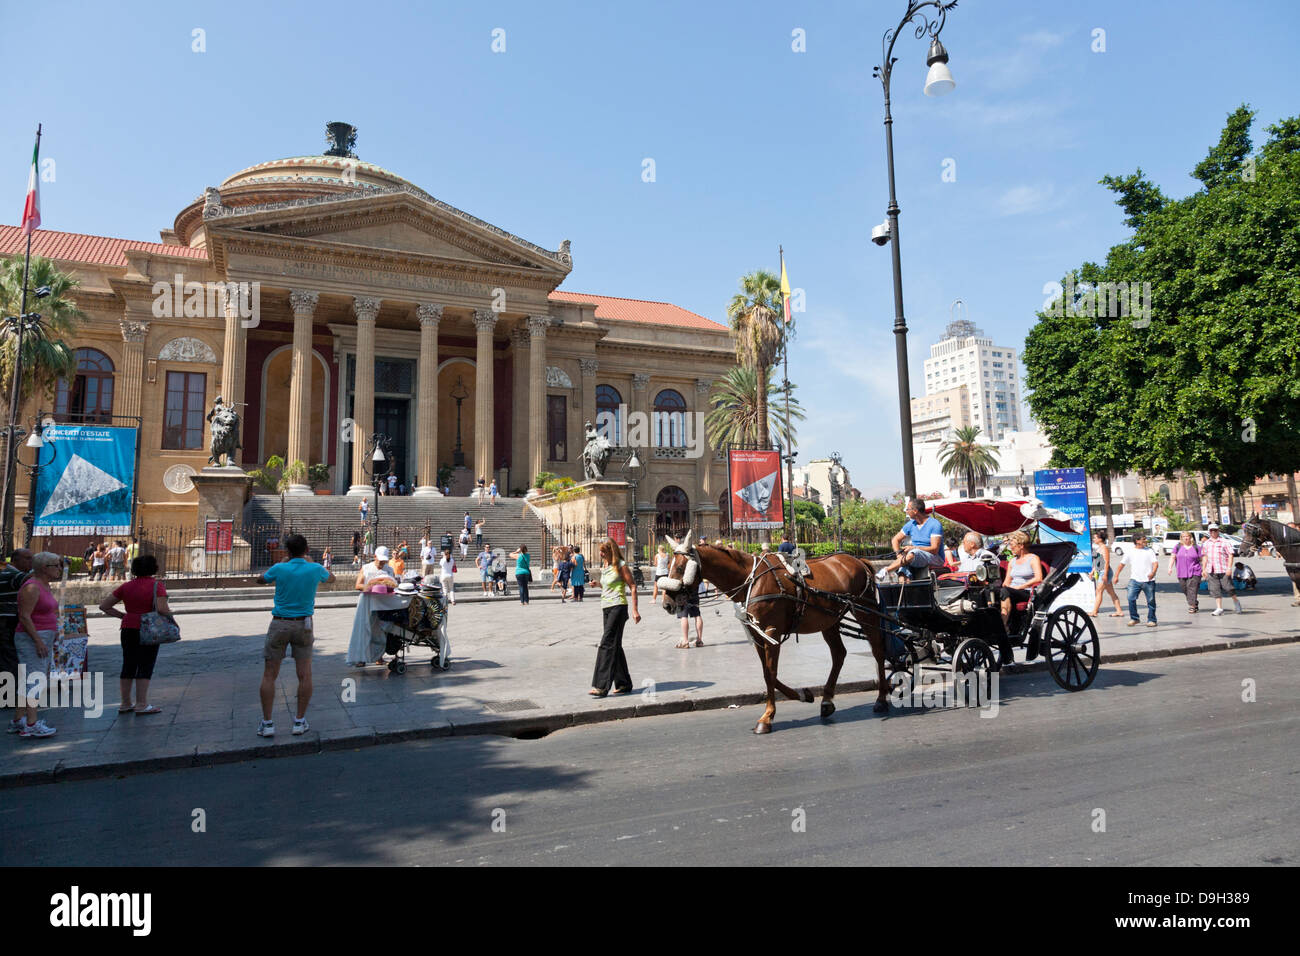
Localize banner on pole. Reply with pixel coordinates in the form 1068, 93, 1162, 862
205, 519, 234, 555
605, 520, 627, 547
32, 425, 138, 536
1034, 467, 1092, 573
728, 449, 785, 530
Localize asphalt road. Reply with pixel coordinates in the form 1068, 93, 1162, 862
3, 644, 1296, 866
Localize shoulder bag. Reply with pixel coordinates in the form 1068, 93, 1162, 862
139, 578, 181, 645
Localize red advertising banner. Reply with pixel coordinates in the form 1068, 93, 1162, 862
727, 449, 784, 530
606, 519, 627, 547
205, 519, 234, 555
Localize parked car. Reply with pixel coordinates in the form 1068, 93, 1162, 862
1111, 535, 1138, 561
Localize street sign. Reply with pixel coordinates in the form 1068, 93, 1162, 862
606, 520, 626, 547
204, 519, 234, 554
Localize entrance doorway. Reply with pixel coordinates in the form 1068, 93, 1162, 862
375, 397, 411, 487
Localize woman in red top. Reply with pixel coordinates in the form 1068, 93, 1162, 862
14, 552, 64, 738
99, 555, 173, 715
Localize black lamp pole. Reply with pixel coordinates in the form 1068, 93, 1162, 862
20, 415, 55, 549
873, 1, 958, 500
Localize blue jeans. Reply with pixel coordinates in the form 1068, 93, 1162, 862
1127, 580, 1156, 622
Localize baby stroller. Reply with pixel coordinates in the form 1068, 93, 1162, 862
375, 580, 450, 674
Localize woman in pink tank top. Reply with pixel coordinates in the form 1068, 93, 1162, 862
14, 552, 64, 738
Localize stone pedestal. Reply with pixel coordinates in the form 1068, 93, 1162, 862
191, 466, 253, 572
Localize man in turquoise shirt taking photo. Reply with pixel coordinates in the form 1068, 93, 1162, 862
256, 533, 334, 738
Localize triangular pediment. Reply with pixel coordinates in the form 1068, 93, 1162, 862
204, 189, 572, 277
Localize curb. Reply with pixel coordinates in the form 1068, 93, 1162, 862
5, 632, 1298, 789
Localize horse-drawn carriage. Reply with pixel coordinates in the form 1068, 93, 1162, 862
870, 497, 1100, 693
658, 497, 1099, 734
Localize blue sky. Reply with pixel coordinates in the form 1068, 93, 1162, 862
6, 0, 1299, 493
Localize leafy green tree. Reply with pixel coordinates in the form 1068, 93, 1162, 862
937, 425, 1000, 497
705, 365, 804, 450
0, 255, 85, 411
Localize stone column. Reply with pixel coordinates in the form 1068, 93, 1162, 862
527, 314, 549, 484
118, 321, 149, 420
220, 295, 247, 416
510, 329, 529, 488
694, 378, 716, 512
348, 296, 380, 495
285, 290, 319, 495
473, 309, 498, 487
632, 373, 652, 511
579, 358, 598, 439
414, 304, 443, 496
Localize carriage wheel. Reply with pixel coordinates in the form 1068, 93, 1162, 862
1044, 607, 1099, 691
392, 659, 407, 675
952, 638, 995, 676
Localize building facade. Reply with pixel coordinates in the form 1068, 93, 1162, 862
910, 384, 971, 444
921, 319, 1022, 441
4, 137, 735, 534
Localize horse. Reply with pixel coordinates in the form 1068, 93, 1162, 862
659, 531, 888, 734
1240, 513, 1300, 596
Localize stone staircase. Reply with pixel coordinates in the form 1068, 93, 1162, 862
243, 494, 549, 568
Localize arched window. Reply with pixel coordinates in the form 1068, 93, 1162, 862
595, 384, 623, 442
653, 388, 687, 447
655, 485, 690, 538
54, 348, 115, 424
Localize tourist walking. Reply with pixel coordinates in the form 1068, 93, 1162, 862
488, 479, 499, 505
571, 544, 587, 602
589, 539, 640, 697
674, 566, 704, 648
652, 544, 669, 601
351, 530, 362, 563
421, 539, 436, 579
556, 550, 573, 601
1201, 523, 1241, 616
358, 497, 369, 524
1167, 531, 1203, 613
255, 534, 334, 737
477, 544, 493, 595
1119, 533, 1159, 627
459, 528, 470, 558
90, 542, 107, 581
1090, 531, 1124, 617
99, 555, 174, 716
474, 519, 484, 551
477, 476, 486, 502
13, 553, 65, 738
1, 549, 33, 733
108, 541, 127, 581
439, 549, 457, 604
510, 545, 531, 604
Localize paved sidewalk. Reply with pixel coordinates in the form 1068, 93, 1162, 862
4, 565, 1298, 787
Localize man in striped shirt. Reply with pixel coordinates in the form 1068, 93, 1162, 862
1201, 524, 1241, 617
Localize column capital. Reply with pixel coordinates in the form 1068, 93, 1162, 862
579, 358, 598, 377
353, 296, 381, 323
289, 290, 320, 314
417, 303, 444, 327
120, 320, 149, 344
695, 378, 713, 394
632, 373, 651, 391
474, 309, 499, 333
527, 314, 550, 337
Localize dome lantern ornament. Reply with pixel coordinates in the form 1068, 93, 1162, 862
324, 122, 358, 159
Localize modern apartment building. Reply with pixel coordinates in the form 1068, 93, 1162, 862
910, 385, 971, 444
921, 320, 1022, 441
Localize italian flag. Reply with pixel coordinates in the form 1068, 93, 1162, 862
779, 257, 791, 324
20, 134, 41, 236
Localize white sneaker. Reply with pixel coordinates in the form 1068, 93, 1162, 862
875, 568, 890, 582
292, 718, 309, 736
1211, 608, 1224, 616
257, 720, 275, 737
20, 719, 56, 738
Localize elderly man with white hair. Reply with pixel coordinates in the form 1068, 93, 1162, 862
955, 532, 996, 574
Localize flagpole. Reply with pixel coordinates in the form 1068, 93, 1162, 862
2, 124, 41, 552
779, 245, 795, 546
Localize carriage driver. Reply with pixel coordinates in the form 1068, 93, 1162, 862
878, 498, 945, 581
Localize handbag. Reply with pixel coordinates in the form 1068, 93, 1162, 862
139, 578, 181, 645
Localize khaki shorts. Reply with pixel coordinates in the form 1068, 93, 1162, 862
265, 617, 314, 660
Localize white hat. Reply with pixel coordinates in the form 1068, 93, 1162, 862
1207, 523, 1220, 530
396, 581, 416, 594
374, 545, 391, 560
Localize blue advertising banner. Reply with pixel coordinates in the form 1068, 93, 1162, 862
32, 425, 138, 535
1034, 467, 1092, 572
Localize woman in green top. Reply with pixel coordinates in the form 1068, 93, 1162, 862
509, 545, 531, 604
589, 539, 640, 697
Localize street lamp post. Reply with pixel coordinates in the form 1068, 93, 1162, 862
1, 286, 52, 552
362, 432, 393, 533
18, 416, 56, 549
872, 0, 958, 499
829, 451, 845, 552
622, 450, 645, 585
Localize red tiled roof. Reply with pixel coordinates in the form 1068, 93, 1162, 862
0, 225, 208, 267
549, 291, 727, 332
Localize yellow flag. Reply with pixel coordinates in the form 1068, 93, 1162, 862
779, 259, 791, 323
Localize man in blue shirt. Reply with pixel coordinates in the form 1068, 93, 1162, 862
879, 498, 945, 580
256, 533, 334, 738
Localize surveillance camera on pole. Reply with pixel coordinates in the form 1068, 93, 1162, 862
871, 221, 892, 246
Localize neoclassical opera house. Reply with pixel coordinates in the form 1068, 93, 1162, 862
3, 127, 736, 533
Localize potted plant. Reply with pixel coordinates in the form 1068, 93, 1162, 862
529, 471, 557, 498
308, 463, 332, 495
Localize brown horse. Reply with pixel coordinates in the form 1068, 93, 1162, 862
659, 531, 888, 734
1240, 514, 1300, 593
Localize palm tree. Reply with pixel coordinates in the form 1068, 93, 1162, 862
938, 426, 1000, 497
0, 255, 85, 415
726, 270, 786, 450
706, 365, 805, 450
